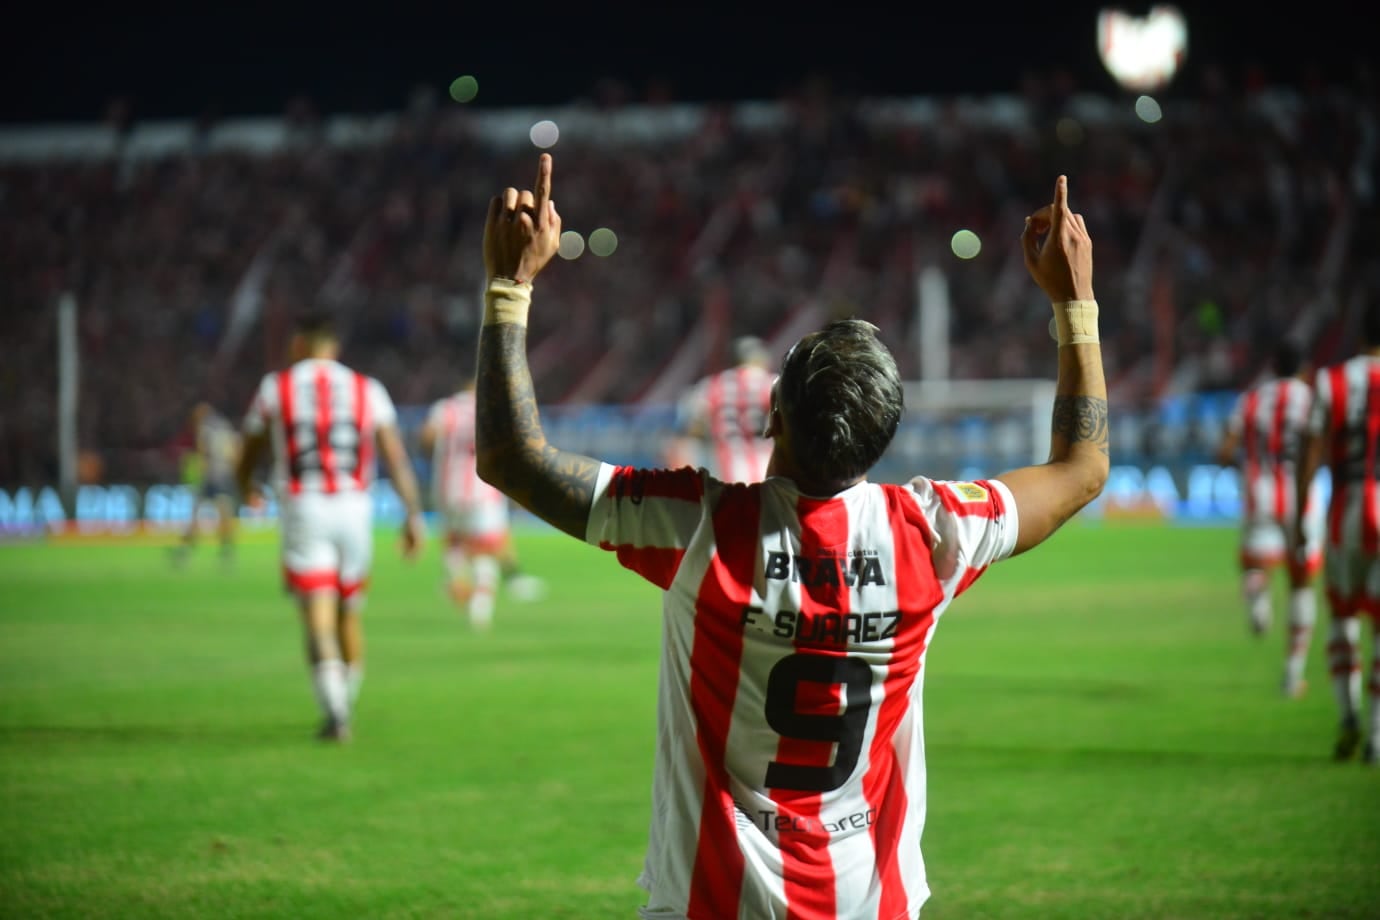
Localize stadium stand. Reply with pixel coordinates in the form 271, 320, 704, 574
1, 75, 1375, 489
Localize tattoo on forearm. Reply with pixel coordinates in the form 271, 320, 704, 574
476, 325, 600, 539
1052, 396, 1110, 456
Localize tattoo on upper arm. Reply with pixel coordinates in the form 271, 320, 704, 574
476, 325, 601, 539
1052, 396, 1109, 455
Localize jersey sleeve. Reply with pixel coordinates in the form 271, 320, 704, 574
906, 476, 1019, 599
585, 463, 709, 590
241, 374, 278, 436
368, 378, 398, 430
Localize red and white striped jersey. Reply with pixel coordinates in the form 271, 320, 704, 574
243, 359, 397, 496
585, 464, 1020, 920
426, 390, 507, 511
682, 365, 776, 483
1225, 375, 1313, 521
1307, 355, 1380, 551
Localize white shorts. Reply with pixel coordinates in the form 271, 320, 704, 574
1240, 483, 1324, 575
441, 500, 509, 550
280, 491, 373, 608
1323, 547, 1380, 616
1241, 511, 1323, 570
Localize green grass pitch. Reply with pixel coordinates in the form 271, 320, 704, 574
1, 519, 1377, 918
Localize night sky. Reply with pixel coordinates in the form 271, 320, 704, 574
4, 0, 1372, 124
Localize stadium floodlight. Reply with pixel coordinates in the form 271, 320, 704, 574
1096, 5, 1188, 93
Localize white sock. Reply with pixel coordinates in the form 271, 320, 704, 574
1284, 588, 1316, 689
1243, 570, 1270, 634
312, 659, 350, 724
346, 662, 365, 707
1327, 617, 1362, 723
469, 556, 499, 629
444, 547, 469, 582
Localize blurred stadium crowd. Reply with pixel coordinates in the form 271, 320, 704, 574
1, 71, 1376, 487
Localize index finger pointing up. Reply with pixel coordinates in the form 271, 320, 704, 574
1049, 175, 1068, 234
533, 153, 553, 220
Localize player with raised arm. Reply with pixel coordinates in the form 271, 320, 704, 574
419, 377, 545, 630
1294, 305, 1380, 764
474, 155, 1107, 918
1215, 341, 1322, 696
236, 312, 426, 743
672, 335, 776, 482
170, 401, 242, 569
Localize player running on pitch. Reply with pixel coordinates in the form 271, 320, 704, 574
1295, 305, 1380, 764
673, 335, 777, 483
420, 377, 545, 629
171, 401, 242, 568
1215, 341, 1323, 697
237, 311, 426, 742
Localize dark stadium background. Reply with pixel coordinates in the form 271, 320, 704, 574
3, 1, 1371, 123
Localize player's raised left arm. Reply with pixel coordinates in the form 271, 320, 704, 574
475, 154, 602, 540
993, 177, 1109, 556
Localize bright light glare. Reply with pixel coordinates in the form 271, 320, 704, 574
589, 228, 618, 257
530, 120, 560, 148
448, 76, 478, 103
950, 229, 981, 260
558, 230, 585, 260
1096, 6, 1188, 92
1135, 95, 1163, 123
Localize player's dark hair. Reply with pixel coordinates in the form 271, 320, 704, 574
1272, 340, 1302, 378
292, 309, 338, 340
777, 319, 903, 487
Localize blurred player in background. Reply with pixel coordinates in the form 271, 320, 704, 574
1295, 305, 1380, 764
1215, 341, 1322, 697
669, 335, 775, 482
474, 156, 1109, 918
170, 401, 241, 569
419, 377, 545, 630
236, 311, 426, 743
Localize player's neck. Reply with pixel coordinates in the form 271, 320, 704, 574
768, 450, 866, 497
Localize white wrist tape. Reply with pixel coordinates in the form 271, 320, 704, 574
1051, 299, 1099, 346
484, 277, 532, 327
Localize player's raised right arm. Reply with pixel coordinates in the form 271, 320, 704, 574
994, 176, 1110, 556
475, 154, 603, 540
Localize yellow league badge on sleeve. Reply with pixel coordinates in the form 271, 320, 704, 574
953, 482, 988, 502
